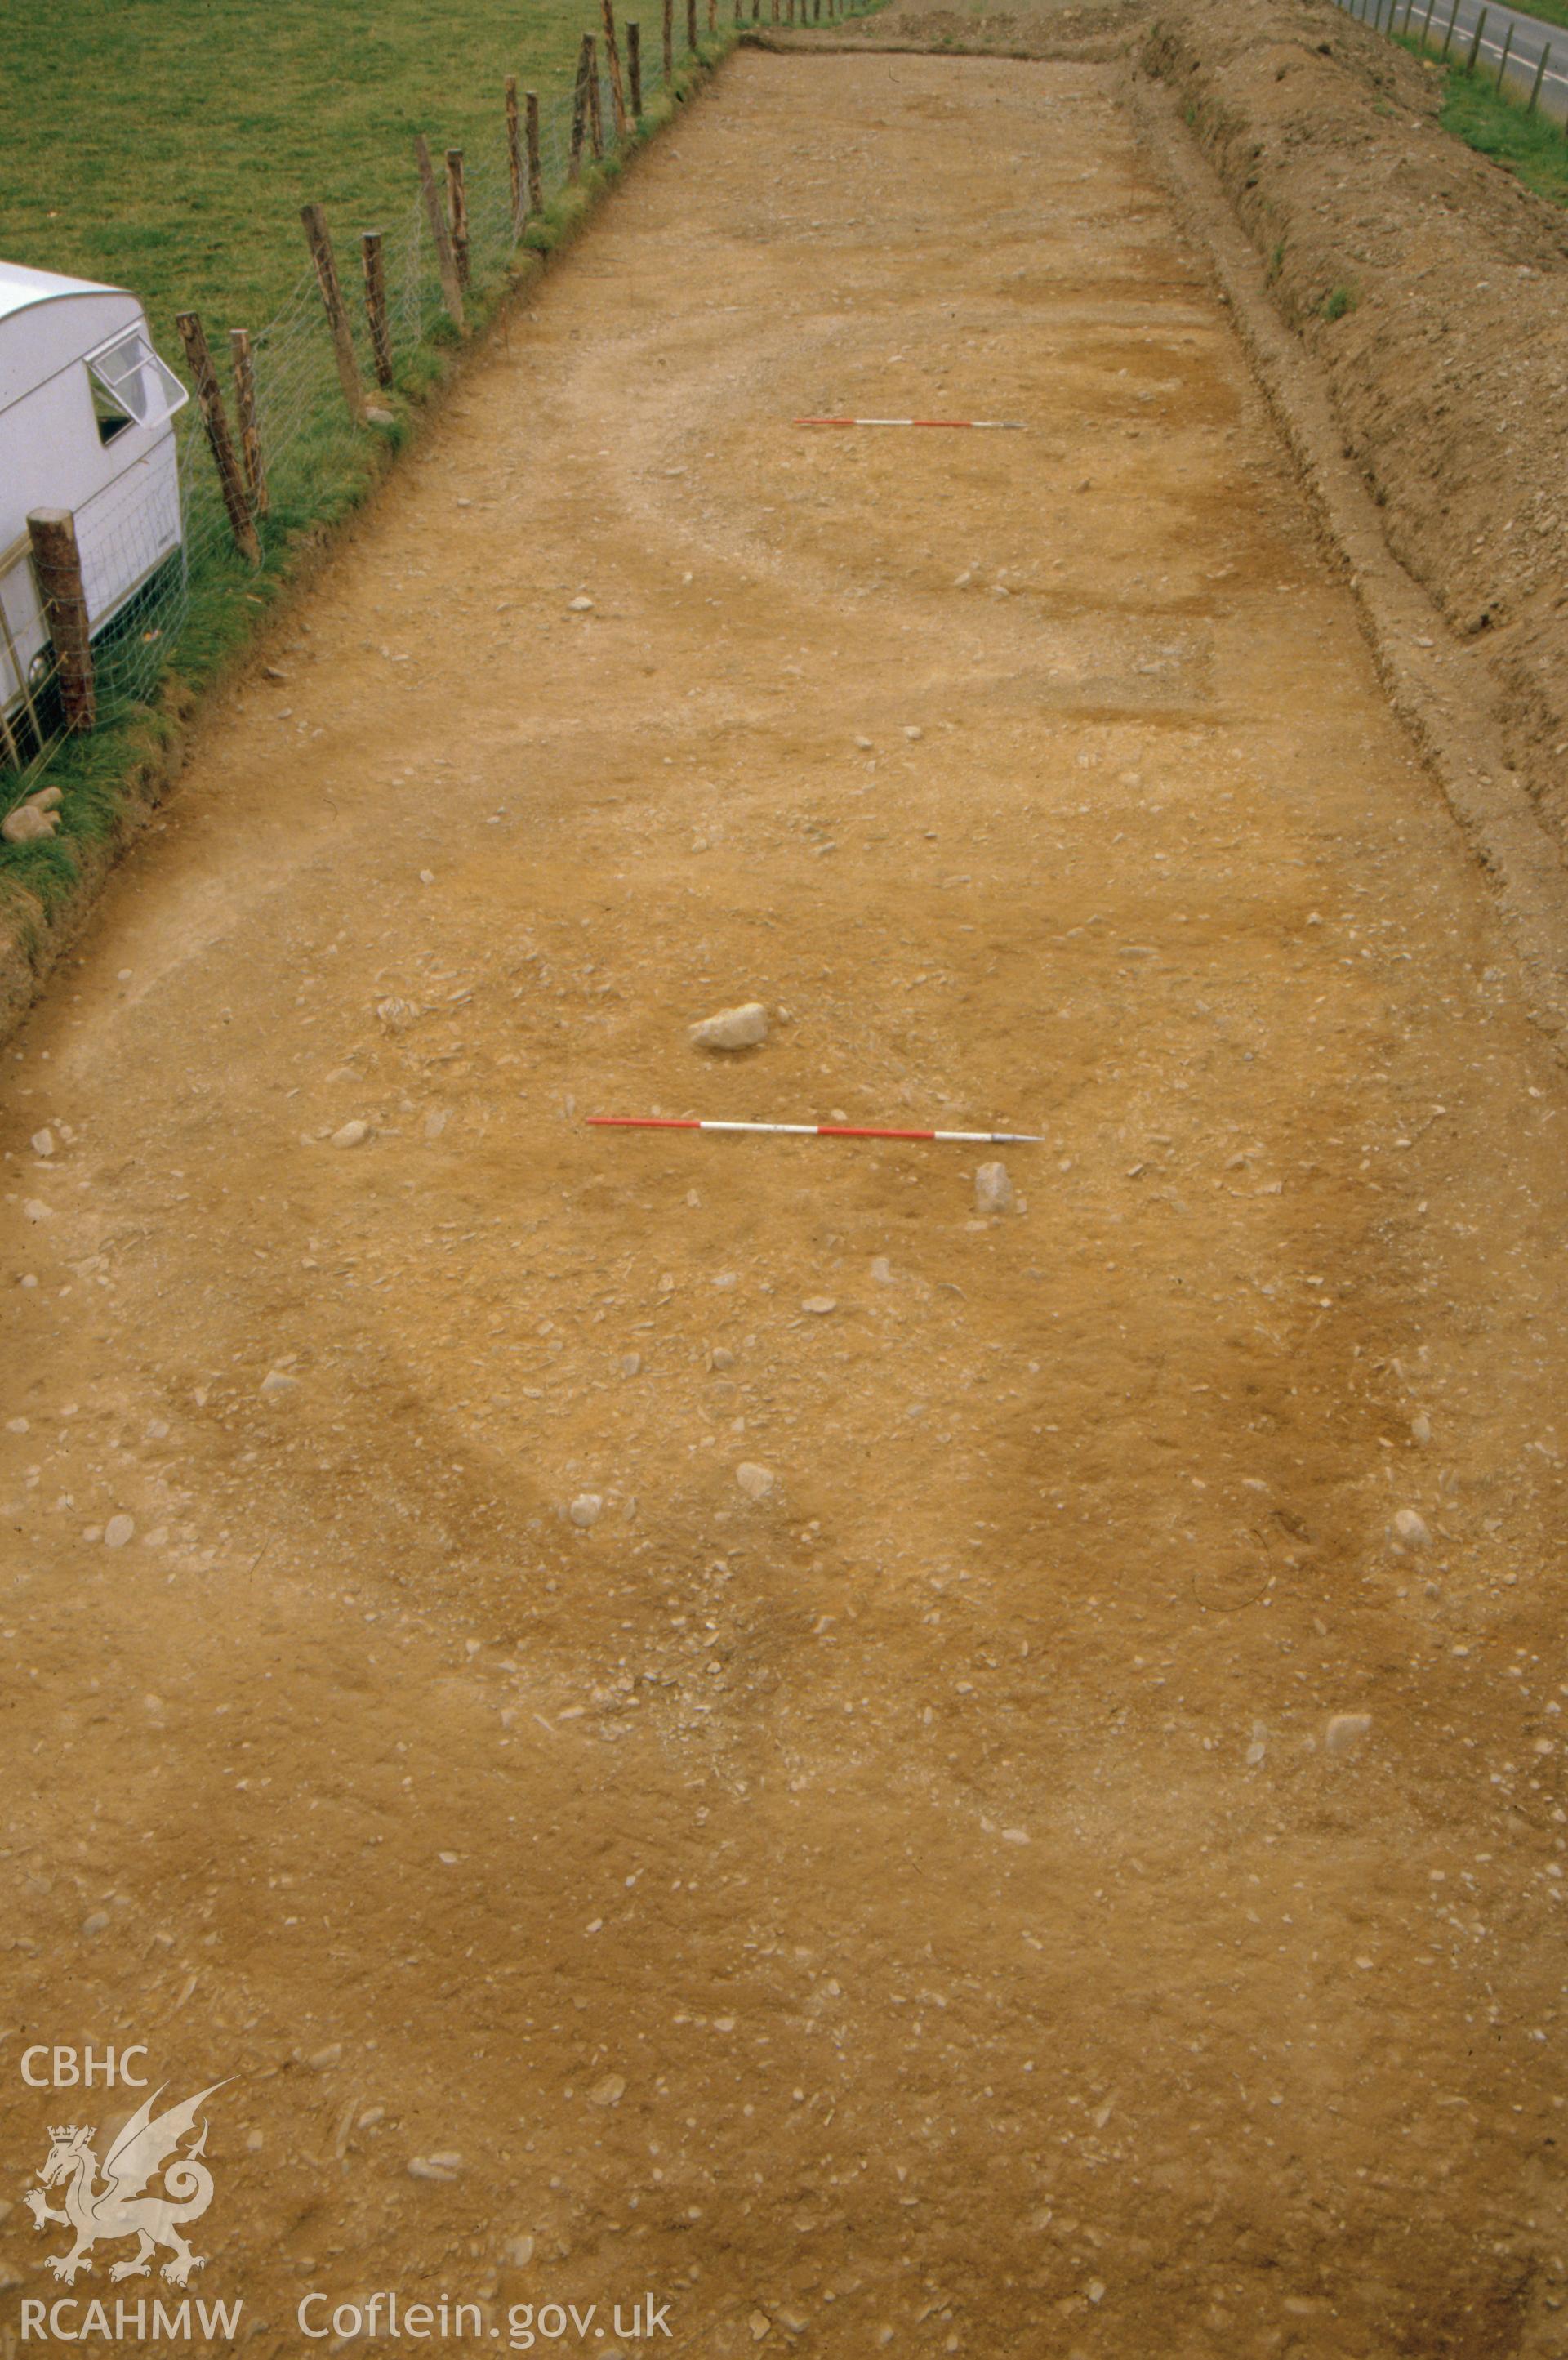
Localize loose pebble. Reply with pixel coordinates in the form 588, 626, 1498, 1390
1410, 1412, 1432, 1445
22, 1200, 52, 1223
802, 1296, 836, 1315
568, 595, 595, 612
620, 1353, 642, 1377
1325, 1712, 1373, 1758
587, 2072, 626, 2108
260, 1370, 300, 1400
501, 2236, 535, 2269
332, 1119, 371, 1149
871, 1256, 894, 1283
104, 1515, 136, 1550
690, 1002, 768, 1051
736, 1461, 775, 1501
974, 1160, 1013, 1214
30, 1129, 55, 1158
408, 2155, 462, 2183
1391, 1507, 1431, 1550
569, 1494, 604, 1528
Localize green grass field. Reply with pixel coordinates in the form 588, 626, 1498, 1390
0, 0, 621, 356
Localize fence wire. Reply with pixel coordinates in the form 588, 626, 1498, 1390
2, 0, 869, 818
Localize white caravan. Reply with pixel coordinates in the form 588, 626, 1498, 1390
0, 259, 188, 759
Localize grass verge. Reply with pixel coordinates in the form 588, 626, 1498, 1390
1396, 38, 1568, 204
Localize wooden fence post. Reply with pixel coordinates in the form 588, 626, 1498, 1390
1527, 38, 1550, 107
414, 134, 467, 332
628, 24, 643, 114
176, 310, 261, 565
663, 0, 674, 77
300, 203, 367, 424
1464, 5, 1488, 70
506, 77, 524, 233
570, 38, 590, 176
1419, 0, 1437, 48
360, 232, 394, 388
1439, 0, 1461, 58
25, 511, 96, 733
688, 0, 697, 50
445, 150, 470, 288
1494, 20, 1513, 83
586, 35, 604, 157
228, 328, 270, 516
525, 90, 544, 212
602, 0, 629, 141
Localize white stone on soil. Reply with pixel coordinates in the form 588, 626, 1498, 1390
690, 1002, 768, 1051
104, 1515, 135, 1550
569, 1494, 603, 1528
1325, 1712, 1373, 1758
736, 1462, 774, 1501
975, 1160, 1013, 1214
1391, 1507, 1431, 1550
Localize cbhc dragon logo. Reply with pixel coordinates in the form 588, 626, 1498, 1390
24, 2081, 228, 2286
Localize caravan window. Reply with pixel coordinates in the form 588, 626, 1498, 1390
85, 327, 188, 446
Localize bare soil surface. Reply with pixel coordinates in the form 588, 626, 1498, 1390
1144, 0, 1568, 875
5, 51, 1568, 2360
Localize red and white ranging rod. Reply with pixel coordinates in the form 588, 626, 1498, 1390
588, 1116, 1044, 1144
795, 415, 1025, 431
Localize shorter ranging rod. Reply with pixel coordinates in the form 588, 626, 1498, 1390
589, 1116, 1044, 1144
795, 415, 1025, 430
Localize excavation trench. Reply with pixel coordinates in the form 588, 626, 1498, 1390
3, 52, 1566, 2360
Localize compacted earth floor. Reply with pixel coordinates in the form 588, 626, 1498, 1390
4, 51, 1568, 2360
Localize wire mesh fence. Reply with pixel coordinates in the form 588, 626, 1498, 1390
2, 0, 868, 828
